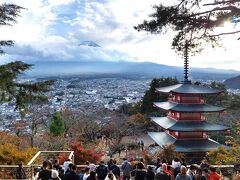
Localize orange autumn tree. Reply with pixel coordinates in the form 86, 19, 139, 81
0, 143, 37, 165
0, 132, 37, 165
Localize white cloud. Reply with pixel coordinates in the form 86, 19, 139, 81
0, 0, 239, 71
47, 0, 75, 6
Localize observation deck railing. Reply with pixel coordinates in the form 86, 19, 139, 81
0, 150, 238, 179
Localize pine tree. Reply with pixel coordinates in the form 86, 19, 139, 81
0, 3, 53, 119
141, 77, 178, 114
49, 112, 65, 136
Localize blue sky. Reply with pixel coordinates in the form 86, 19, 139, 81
0, 0, 240, 70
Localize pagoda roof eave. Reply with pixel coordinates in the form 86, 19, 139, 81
156, 83, 223, 95
154, 101, 225, 112
148, 132, 224, 153
151, 117, 229, 132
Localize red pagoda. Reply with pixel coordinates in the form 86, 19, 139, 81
148, 45, 229, 160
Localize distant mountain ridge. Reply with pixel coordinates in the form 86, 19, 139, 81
224, 75, 240, 89
25, 60, 240, 81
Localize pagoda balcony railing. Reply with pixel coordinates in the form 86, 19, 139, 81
168, 99, 205, 104
167, 115, 204, 121
176, 136, 209, 140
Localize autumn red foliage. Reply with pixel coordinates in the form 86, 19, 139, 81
70, 142, 103, 164
58, 142, 104, 164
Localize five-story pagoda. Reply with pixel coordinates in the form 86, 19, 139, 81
148, 44, 229, 160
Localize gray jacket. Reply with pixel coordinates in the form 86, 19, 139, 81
121, 161, 132, 176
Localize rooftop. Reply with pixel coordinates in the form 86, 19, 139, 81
154, 101, 225, 112
156, 83, 223, 94
148, 131, 224, 153
151, 117, 229, 132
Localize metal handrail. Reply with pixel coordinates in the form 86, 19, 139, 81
27, 150, 74, 166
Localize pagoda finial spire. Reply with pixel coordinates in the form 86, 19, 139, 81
183, 41, 191, 83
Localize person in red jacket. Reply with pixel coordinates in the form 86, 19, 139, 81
209, 167, 222, 180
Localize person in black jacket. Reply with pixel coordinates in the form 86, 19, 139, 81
63, 164, 80, 180
146, 166, 155, 180
16, 163, 26, 179
96, 161, 108, 180
134, 162, 147, 180
108, 160, 120, 179
37, 161, 51, 180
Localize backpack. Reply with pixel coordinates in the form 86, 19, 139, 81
174, 167, 180, 178
111, 165, 120, 176
97, 165, 108, 178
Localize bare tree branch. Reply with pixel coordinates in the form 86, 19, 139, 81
204, 0, 240, 6
189, 5, 240, 17
209, 30, 240, 37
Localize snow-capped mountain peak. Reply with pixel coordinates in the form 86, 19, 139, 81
78, 41, 101, 47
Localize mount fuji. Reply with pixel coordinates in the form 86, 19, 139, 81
78, 41, 101, 47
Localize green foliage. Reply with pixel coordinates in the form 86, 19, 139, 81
49, 112, 65, 136
118, 102, 142, 115
0, 61, 54, 119
0, 3, 23, 54
156, 144, 183, 163
203, 82, 240, 109
209, 146, 240, 165
204, 82, 227, 106
141, 77, 178, 114
135, 1, 240, 55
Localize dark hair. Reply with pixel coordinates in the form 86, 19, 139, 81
162, 159, 167, 163
48, 161, 53, 169
190, 165, 196, 170
174, 158, 179, 162
137, 162, 144, 169
148, 166, 153, 171
89, 171, 96, 178
43, 161, 48, 167
85, 167, 90, 172
68, 163, 73, 170
72, 165, 77, 171
209, 166, 216, 172
113, 160, 117, 164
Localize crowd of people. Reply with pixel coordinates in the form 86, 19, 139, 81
120, 157, 223, 180
16, 157, 239, 180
